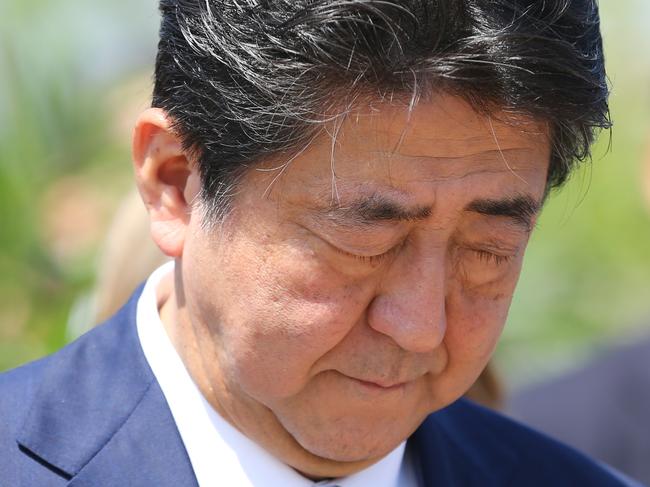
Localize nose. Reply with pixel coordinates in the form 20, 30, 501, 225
366, 255, 447, 353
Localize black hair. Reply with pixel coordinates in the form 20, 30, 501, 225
153, 0, 610, 219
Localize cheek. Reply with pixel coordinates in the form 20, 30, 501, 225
213, 243, 373, 401
428, 276, 516, 403
444, 284, 514, 375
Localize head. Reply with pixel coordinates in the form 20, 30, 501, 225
133, 0, 610, 479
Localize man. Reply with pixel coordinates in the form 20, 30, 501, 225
0, 1, 640, 485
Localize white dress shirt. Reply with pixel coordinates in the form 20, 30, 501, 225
136, 262, 418, 487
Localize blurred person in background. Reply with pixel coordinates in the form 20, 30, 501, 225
0, 1, 641, 486
91, 190, 169, 325
507, 129, 650, 485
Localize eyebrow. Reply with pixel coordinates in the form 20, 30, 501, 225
465, 195, 541, 231
318, 192, 541, 231
321, 193, 431, 227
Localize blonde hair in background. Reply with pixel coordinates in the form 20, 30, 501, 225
464, 362, 503, 410
93, 190, 169, 324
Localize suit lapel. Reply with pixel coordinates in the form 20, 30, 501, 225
16, 288, 197, 485
68, 379, 197, 486
409, 402, 519, 486
407, 414, 455, 486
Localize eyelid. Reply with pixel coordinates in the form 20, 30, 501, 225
334, 238, 406, 264
473, 243, 519, 256
464, 235, 522, 254
471, 249, 514, 265
322, 228, 407, 256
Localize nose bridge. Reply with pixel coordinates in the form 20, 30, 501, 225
368, 249, 448, 353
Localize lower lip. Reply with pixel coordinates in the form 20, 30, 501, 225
349, 377, 406, 393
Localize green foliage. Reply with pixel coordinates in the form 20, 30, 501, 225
1, 0, 650, 385
0, 0, 135, 370
498, 3, 650, 382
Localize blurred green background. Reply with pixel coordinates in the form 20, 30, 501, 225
1, 0, 649, 387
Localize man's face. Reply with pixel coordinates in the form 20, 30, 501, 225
179, 94, 550, 465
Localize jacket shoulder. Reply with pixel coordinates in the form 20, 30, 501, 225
0, 288, 148, 484
0, 356, 48, 441
0, 346, 68, 484
416, 399, 642, 486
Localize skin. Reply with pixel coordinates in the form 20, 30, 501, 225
133, 94, 551, 479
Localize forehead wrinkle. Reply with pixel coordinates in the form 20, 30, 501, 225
394, 166, 543, 186
367, 126, 546, 156
395, 148, 539, 162
343, 145, 545, 183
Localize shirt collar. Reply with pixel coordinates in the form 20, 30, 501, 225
136, 261, 409, 487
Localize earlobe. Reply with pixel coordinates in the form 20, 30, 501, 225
132, 108, 198, 258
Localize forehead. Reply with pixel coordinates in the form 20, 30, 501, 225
257, 94, 551, 207
341, 96, 547, 159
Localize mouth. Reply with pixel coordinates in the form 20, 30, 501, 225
343, 374, 409, 393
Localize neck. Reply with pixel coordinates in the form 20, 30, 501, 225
156, 272, 382, 480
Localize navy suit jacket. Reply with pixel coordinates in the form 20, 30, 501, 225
0, 290, 643, 486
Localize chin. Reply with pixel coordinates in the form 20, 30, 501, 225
301, 437, 391, 464
285, 417, 406, 463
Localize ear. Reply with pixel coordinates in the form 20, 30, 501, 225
132, 108, 201, 258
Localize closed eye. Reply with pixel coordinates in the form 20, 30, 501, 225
334, 241, 404, 266
471, 249, 514, 266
